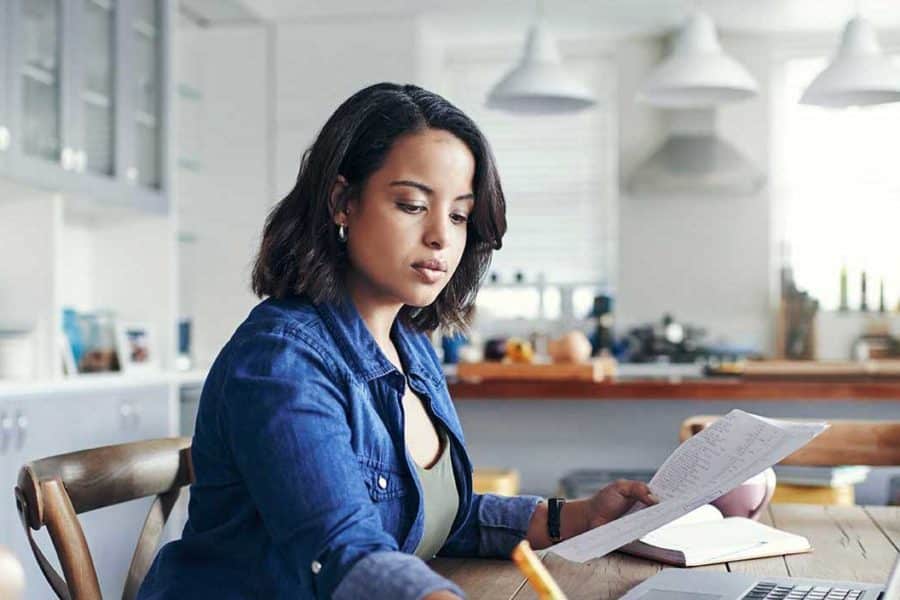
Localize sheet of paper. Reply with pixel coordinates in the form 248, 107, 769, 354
549, 409, 828, 562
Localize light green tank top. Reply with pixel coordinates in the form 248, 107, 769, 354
412, 432, 459, 560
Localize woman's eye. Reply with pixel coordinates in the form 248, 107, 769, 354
451, 213, 469, 224
397, 203, 425, 214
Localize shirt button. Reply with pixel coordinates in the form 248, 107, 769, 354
311, 560, 322, 574
378, 475, 388, 489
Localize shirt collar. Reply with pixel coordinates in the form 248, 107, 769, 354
314, 289, 436, 385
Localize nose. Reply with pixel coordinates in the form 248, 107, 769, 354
423, 212, 449, 250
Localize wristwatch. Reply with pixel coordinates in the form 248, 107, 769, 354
548, 497, 566, 543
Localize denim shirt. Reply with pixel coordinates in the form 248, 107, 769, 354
138, 293, 542, 600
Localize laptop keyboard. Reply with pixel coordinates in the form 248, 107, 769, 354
742, 581, 866, 600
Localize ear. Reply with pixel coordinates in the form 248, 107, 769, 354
330, 175, 350, 226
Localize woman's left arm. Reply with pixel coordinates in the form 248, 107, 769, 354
438, 479, 656, 558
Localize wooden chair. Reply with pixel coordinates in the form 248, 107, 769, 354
14, 437, 193, 600
680, 415, 900, 466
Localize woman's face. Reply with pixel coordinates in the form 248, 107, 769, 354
337, 128, 476, 309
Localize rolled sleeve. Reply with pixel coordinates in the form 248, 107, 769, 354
476, 494, 543, 557
333, 551, 464, 600
440, 493, 542, 559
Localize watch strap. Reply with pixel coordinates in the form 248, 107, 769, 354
548, 497, 566, 543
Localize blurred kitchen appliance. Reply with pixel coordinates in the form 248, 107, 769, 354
589, 294, 614, 355
620, 313, 710, 363
852, 319, 900, 360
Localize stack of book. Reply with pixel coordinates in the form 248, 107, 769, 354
772, 465, 870, 505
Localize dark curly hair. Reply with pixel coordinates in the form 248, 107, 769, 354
252, 82, 507, 333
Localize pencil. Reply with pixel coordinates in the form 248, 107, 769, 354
511, 541, 568, 600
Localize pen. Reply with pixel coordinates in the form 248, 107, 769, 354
511, 541, 569, 600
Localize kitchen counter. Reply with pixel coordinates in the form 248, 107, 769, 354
448, 377, 900, 400
447, 381, 900, 501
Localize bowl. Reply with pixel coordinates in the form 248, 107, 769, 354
711, 467, 777, 520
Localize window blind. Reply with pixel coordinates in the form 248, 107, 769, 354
438, 53, 617, 287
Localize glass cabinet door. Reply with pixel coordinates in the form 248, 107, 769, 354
19, 0, 63, 163
80, 0, 117, 176
131, 0, 162, 189
0, 1, 10, 163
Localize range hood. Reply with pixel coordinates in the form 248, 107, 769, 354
628, 109, 765, 196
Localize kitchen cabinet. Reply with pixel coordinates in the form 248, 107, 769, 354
0, 385, 171, 600
0, 2, 10, 173
2, 0, 171, 214
0, 0, 176, 382
130, 0, 166, 191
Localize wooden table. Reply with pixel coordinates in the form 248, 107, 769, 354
430, 504, 900, 599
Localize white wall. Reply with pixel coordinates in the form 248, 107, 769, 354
273, 17, 422, 198
174, 16, 427, 364
615, 34, 776, 352
176, 25, 269, 367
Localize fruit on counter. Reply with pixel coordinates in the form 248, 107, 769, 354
505, 338, 535, 363
547, 331, 592, 363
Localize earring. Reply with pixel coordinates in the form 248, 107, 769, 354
337, 224, 347, 242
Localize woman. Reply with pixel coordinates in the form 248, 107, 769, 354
138, 83, 656, 600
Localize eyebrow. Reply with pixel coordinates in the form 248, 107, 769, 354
389, 180, 474, 202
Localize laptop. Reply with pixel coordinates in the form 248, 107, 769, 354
620, 554, 900, 600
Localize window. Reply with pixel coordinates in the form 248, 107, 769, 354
778, 57, 900, 311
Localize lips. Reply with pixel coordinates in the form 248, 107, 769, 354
411, 259, 447, 284
412, 259, 447, 272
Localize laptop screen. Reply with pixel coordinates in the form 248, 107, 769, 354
883, 555, 900, 600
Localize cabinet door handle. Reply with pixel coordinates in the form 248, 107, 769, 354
120, 403, 135, 429
0, 412, 12, 454
15, 412, 28, 451
0, 126, 10, 151
61, 147, 76, 171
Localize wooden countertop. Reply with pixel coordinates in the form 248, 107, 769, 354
430, 504, 900, 600
447, 377, 900, 400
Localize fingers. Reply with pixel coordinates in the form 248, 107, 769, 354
613, 480, 660, 505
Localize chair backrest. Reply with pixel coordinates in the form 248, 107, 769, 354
14, 437, 193, 600
680, 415, 900, 466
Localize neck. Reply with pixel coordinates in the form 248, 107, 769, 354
344, 271, 403, 350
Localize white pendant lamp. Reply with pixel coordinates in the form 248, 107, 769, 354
800, 16, 900, 108
638, 11, 759, 108
486, 12, 595, 115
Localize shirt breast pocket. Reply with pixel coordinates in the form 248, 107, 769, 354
357, 456, 415, 544
358, 457, 410, 501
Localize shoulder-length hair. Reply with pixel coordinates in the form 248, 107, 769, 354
252, 82, 507, 334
